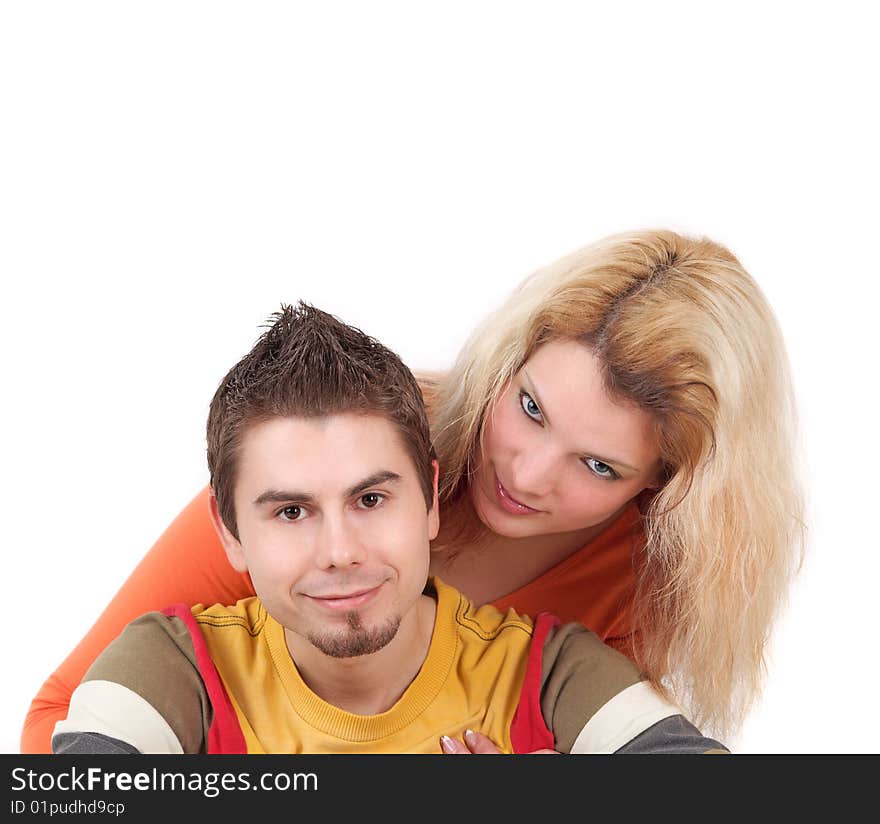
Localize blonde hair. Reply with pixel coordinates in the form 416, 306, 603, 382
428, 229, 805, 737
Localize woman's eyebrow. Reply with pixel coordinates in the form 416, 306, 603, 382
521, 369, 554, 426
521, 369, 640, 474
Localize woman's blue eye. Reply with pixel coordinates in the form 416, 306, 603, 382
519, 391, 543, 421
583, 457, 617, 480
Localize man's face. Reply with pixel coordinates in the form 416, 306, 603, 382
212, 413, 439, 659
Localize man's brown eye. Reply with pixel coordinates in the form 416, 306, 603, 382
361, 494, 381, 508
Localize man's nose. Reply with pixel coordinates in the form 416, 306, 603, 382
314, 514, 367, 569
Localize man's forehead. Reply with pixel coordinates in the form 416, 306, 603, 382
236, 413, 415, 494
241, 412, 404, 450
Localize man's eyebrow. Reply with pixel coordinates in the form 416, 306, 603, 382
252, 471, 403, 507
253, 490, 317, 506
521, 369, 640, 474
346, 471, 402, 498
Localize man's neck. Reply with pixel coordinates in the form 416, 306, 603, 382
283, 593, 437, 716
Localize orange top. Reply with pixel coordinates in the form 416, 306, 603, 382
20, 487, 643, 753
492, 502, 642, 644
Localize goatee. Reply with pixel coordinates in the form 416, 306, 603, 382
307, 611, 402, 658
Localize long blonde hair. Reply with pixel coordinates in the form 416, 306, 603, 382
427, 229, 805, 737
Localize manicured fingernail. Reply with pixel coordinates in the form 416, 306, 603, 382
440, 735, 456, 753
464, 728, 477, 744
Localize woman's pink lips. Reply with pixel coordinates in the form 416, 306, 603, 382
494, 473, 542, 515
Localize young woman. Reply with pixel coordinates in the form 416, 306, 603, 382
22, 229, 804, 751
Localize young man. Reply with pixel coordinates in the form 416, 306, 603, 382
52, 303, 726, 755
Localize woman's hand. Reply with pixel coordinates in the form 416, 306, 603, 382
440, 729, 559, 754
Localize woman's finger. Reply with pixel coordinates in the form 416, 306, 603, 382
463, 729, 502, 753
439, 735, 470, 754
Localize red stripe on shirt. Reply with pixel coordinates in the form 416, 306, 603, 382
162, 604, 247, 754
509, 612, 560, 753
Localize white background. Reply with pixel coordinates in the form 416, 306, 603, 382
1, 2, 877, 754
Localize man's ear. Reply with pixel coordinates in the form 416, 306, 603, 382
427, 460, 440, 541
209, 489, 249, 573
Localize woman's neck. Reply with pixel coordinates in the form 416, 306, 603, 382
430, 514, 617, 607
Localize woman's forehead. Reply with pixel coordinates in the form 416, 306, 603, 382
518, 340, 659, 469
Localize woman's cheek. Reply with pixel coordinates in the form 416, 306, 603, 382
490, 395, 521, 446
564, 480, 619, 522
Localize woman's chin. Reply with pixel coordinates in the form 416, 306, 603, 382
473, 495, 542, 539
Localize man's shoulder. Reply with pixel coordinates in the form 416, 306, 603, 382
432, 577, 536, 642
82, 596, 268, 686
190, 595, 266, 631
57, 605, 215, 754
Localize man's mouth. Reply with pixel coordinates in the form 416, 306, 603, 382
304, 583, 384, 611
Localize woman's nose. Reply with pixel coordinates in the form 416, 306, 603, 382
509, 447, 558, 500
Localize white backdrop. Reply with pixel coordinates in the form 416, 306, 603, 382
2, 2, 877, 754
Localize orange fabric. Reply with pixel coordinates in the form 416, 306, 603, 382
21, 488, 643, 754
491, 502, 642, 645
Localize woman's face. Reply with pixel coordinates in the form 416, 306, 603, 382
470, 339, 661, 540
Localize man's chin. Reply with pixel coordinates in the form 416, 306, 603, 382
307, 612, 401, 658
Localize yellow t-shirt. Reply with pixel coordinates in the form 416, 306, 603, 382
56, 578, 684, 754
